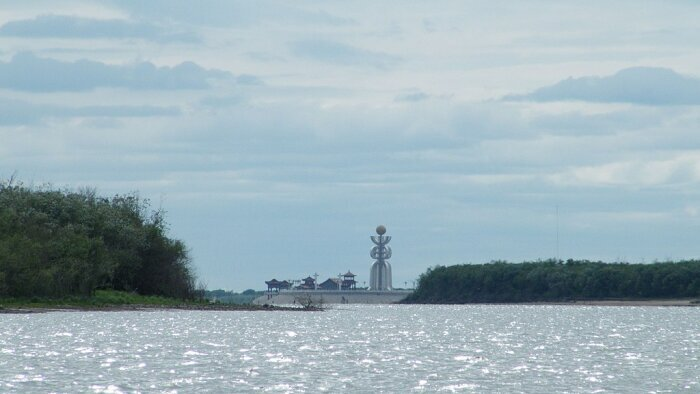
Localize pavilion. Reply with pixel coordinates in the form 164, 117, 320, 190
265, 279, 291, 292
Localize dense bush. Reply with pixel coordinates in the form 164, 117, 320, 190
0, 180, 198, 299
405, 259, 700, 303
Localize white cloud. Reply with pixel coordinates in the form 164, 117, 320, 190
552, 154, 700, 187
110, 0, 355, 27
291, 39, 400, 69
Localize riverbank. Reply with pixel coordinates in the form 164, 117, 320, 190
404, 299, 700, 307
0, 303, 312, 314
0, 290, 318, 313
5, 293, 695, 313
557, 299, 699, 307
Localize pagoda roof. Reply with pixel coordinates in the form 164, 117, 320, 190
343, 271, 356, 277
302, 276, 315, 282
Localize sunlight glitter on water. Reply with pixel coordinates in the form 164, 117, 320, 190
0, 306, 699, 392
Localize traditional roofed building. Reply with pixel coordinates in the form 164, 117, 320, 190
296, 276, 316, 290
342, 271, 357, 290
318, 278, 341, 291
265, 279, 291, 292
266, 272, 357, 292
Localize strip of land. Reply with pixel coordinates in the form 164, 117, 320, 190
557, 299, 698, 306
414, 299, 700, 307
0, 303, 316, 314
4, 299, 697, 313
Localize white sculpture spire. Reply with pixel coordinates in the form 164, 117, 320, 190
369, 225, 392, 291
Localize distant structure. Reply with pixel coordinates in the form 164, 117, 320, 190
265, 271, 357, 292
318, 278, 341, 290
295, 276, 316, 290
265, 279, 291, 292
342, 271, 357, 290
369, 225, 392, 291
316, 272, 357, 290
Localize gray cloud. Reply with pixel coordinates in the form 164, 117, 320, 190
506, 67, 700, 105
0, 52, 231, 91
291, 39, 400, 69
0, 98, 179, 125
68, 105, 180, 117
530, 108, 672, 135
198, 95, 245, 108
236, 74, 263, 85
395, 92, 429, 102
0, 14, 198, 42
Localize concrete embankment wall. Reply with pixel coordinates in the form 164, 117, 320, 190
252, 290, 412, 305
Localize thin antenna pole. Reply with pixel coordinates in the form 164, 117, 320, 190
556, 205, 560, 262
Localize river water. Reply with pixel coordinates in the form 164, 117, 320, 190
1, 305, 698, 393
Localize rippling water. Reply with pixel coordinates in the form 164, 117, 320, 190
1, 305, 699, 393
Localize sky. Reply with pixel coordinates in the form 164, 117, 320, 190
2, 1, 700, 291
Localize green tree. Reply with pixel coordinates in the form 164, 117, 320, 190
0, 180, 198, 299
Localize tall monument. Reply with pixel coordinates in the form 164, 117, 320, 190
370, 225, 392, 291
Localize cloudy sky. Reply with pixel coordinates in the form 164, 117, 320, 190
2, 1, 700, 291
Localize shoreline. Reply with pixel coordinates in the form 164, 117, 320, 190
553, 299, 699, 307
0, 303, 318, 314
406, 299, 700, 307
3, 299, 698, 313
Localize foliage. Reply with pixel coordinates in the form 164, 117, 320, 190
404, 259, 700, 303
0, 180, 198, 299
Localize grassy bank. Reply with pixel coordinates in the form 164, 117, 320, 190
0, 290, 316, 312
0, 290, 202, 309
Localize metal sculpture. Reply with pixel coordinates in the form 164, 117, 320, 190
370, 225, 392, 291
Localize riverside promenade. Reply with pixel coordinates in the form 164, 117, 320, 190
252, 290, 412, 305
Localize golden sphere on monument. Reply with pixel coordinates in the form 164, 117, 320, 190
376, 225, 387, 235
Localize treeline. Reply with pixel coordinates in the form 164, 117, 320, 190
0, 180, 198, 299
404, 259, 700, 303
